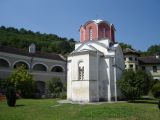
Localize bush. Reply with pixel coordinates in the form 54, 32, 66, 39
8, 65, 34, 98
59, 91, 67, 99
0, 78, 6, 94
46, 77, 66, 98
118, 70, 152, 100
6, 86, 16, 107
151, 82, 160, 98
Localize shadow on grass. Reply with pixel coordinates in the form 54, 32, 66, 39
128, 98, 158, 104
128, 100, 158, 104
15, 104, 25, 107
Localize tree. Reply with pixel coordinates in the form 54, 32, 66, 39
147, 44, 160, 55
118, 70, 152, 100
119, 42, 132, 50
46, 77, 65, 98
151, 81, 160, 98
0, 26, 75, 54
9, 65, 33, 98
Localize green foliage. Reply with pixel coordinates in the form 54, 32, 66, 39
0, 78, 7, 94
147, 44, 160, 55
151, 81, 160, 98
119, 42, 160, 57
0, 78, 3, 91
118, 70, 152, 100
139, 44, 160, 56
0, 26, 76, 54
6, 86, 16, 107
9, 65, 33, 98
134, 70, 153, 94
138, 51, 149, 57
46, 77, 65, 98
119, 42, 132, 50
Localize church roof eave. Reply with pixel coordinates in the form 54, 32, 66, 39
68, 50, 102, 57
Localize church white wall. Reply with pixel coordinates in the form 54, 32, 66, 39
109, 57, 116, 100
67, 60, 72, 100
67, 54, 90, 102
89, 54, 99, 101
116, 68, 123, 99
90, 39, 115, 56
115, 46, 125, 99
74, 39, 116, 57
89, 80, 99, 101
98, 39, 110, 47
99, 58, 109, 100
71, 54, 89, 80
89, 54, 98, 80
72, 80, 89, 102
67, 39, 125, 102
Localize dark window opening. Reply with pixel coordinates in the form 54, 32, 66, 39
0, 59, 9, 68
14, 62, 29, 69
136, 65, 138, 70
129, 64, 133, 69
153, 66, 157, 72
135, 58, 137, 61
129, 57, 133, 61
142, 66, 145, 71
33, 64, 47, 71
51, 66, 63, 72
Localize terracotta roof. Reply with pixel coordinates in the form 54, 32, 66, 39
81, 19, 116, 30
138, 56, 160, 64
0, 46, 66, 61
123, 48, 140, 55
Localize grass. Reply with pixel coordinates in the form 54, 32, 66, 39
0, 99, 159, 120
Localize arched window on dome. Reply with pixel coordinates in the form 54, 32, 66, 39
103, 28, 106, 38
89, 27, 93, 40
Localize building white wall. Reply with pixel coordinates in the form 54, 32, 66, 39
124, 52, 160, 81
124, 54, 138, 71
139, 64, 160, 80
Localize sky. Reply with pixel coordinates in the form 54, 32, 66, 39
0, 0, 160, 51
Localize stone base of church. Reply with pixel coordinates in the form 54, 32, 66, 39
68, 80, 102, 102
58, 100, 118, 105
67, 98, 118, 103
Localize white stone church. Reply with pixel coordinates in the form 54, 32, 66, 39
67, 19, 125, 102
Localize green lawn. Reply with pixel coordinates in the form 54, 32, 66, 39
0, 99, 159, 120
